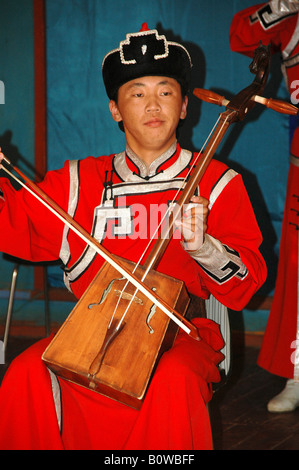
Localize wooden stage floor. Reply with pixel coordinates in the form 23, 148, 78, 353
210, 339, 299, 450
1, 334, 299, 450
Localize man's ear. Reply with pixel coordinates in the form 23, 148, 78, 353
180, 96, 188, 120
109, 100, 123, 123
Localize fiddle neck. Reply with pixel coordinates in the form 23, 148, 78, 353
143, 111, 233, 272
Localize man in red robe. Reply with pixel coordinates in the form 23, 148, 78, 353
0, 24, 266, 449
230, 1, 299, 412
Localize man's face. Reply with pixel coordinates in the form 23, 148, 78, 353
109, 76, 188, 161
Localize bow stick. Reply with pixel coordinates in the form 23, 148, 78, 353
0, 153, 200, 340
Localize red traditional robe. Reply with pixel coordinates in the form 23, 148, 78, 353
0, 143, 266, 449
230, 2, 299, 379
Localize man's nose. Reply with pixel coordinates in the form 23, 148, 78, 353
146, 97, 161, 113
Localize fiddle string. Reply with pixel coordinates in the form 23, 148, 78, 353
135, 115, 221, 275
109, 115, 221, 330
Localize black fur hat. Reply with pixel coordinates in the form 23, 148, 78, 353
102, 23, 192, 99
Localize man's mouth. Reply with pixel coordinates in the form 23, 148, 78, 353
144, 118, 164, 127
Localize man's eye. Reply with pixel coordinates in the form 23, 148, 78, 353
133, 93, 144, 97
161, 91, 171, 96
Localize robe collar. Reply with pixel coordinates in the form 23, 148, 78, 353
125, 141, 178, 179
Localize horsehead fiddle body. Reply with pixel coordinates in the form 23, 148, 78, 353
0, 44, 297, 408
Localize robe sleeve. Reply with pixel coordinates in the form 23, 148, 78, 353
230, 2, 298, 56
187, 173, 267, 310
0, 161, 71, 262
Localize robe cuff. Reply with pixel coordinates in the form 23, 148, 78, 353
186, 234, 248, 284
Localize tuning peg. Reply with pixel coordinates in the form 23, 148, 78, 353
193, 88, 298, 116
193, 88, 228, 107
252, 95, 298, 115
